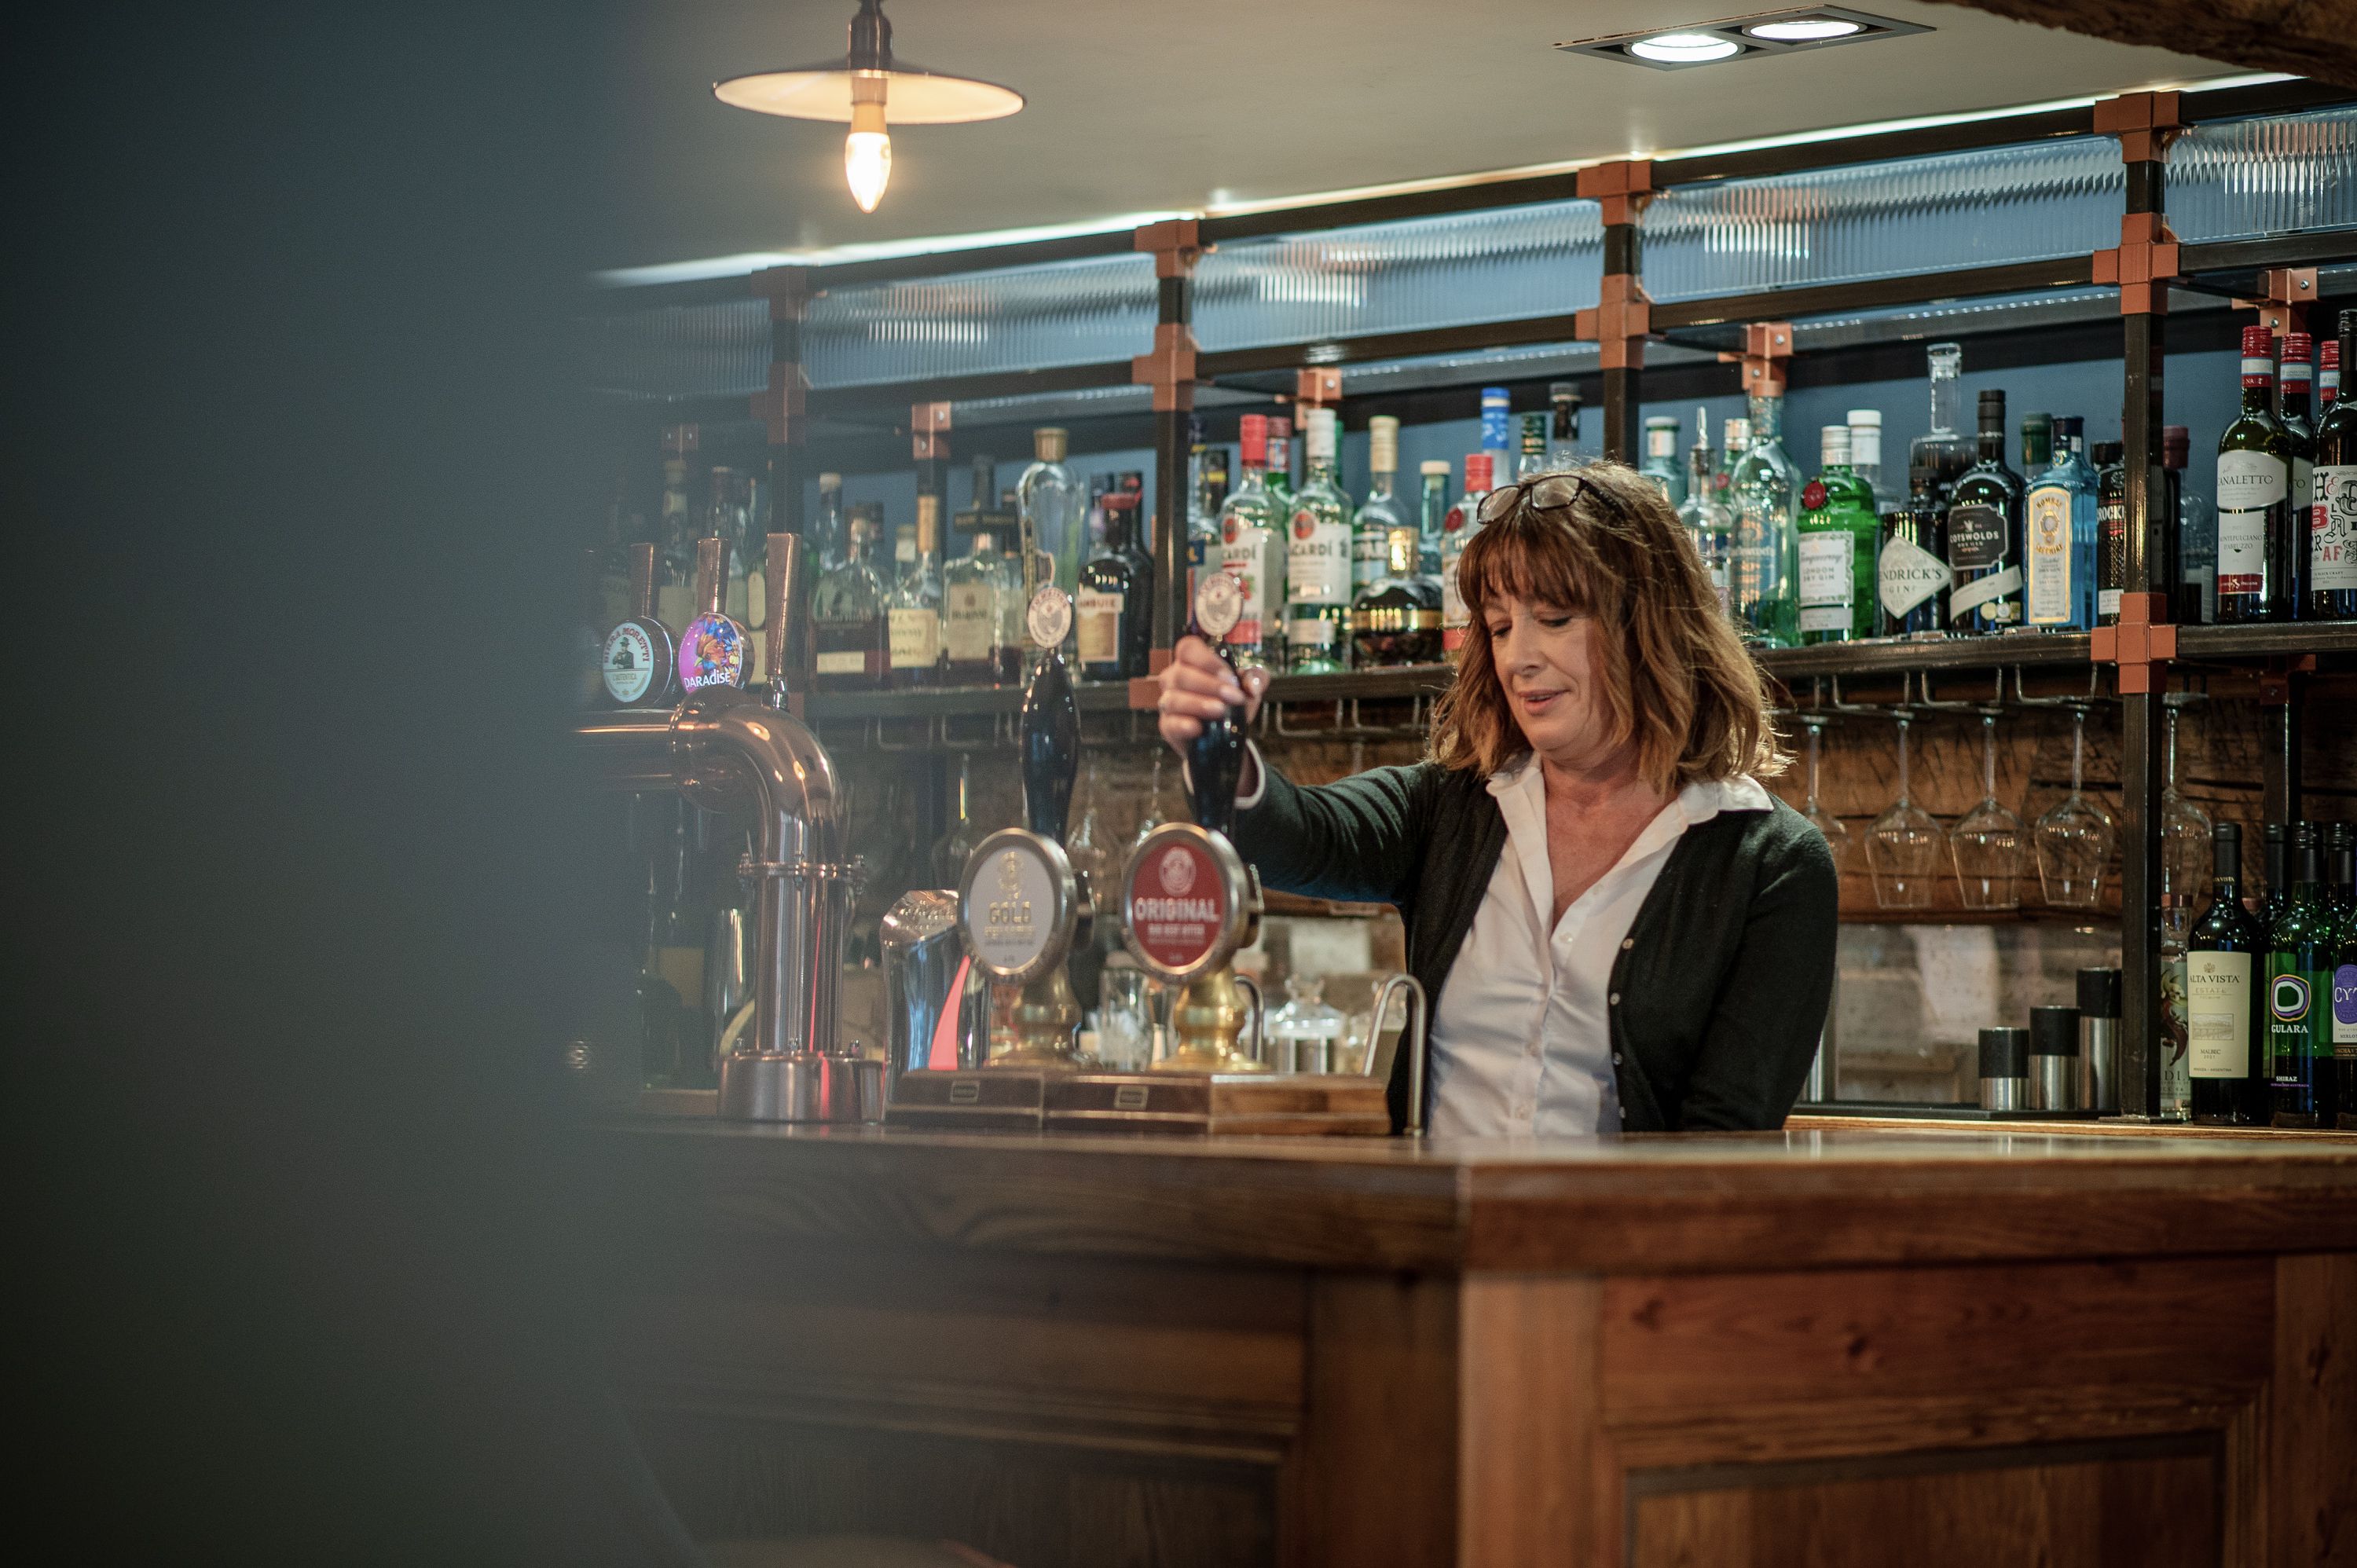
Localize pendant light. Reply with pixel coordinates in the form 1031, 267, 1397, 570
714, 0, 1024, 215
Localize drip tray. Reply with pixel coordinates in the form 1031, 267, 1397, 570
888, 1068, 1392, 1136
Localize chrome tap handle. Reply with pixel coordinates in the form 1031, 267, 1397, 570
1233, 973, 1264, 1067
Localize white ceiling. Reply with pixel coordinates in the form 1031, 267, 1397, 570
599, 0, 2245, 275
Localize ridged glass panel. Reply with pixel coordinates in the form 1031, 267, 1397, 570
1640, 137, 2122, 302
581, 298, 769, 402
802, 253, 1156, 388
2168, 107, 2357, 242
1193, 200, 1603, 351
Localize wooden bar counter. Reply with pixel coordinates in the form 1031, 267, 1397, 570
574, 1121, 2357, 1567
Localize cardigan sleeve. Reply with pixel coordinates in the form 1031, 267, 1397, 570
1229, 759, 1440, 911
1676, 815, 1840, 1131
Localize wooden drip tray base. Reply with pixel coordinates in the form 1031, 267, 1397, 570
886, 1068, 1391, 1136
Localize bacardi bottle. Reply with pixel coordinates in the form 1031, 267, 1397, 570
1352, 416, 1409, 592
2218, 324, 2297, 622
1217, 413, 1285, 670
2310, 312, 2357, 620
1284, 407, 1354, 673
1796, 423, 1877, 643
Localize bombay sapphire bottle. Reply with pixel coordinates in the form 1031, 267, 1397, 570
2025, 415, 2099, 632
1729, 383, 1798, 647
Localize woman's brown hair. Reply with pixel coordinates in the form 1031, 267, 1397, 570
1429, 461, 1787, 790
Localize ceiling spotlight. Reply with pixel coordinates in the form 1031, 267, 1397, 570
714, 0, 1023, 216
1628, 33, 1744, 63
1747, 17, 1864, 40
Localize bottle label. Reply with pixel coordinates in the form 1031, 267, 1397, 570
1285, 617, 1337, 649
2025, 485, 2073, 625
814, 649, 867, 676
2266, 963, 2326, 1089
1947, 502, 2006, 571
1796, 533, 1853, 632
1949, 564, 2022, 625
2097, 496, 2126, 617
1076, 587, 1123, 665
887, 606, 939, 670
2335, 962, 2357, 1054
2216, 445, 2287, 569
1879, 536, 1952, 619
2217, 509, 2270, 598
1288, 508, 1352, 605
2314, 466, 2357, 591
1352, 525, 1391, 588
2186, 951, 2253, 1078
679, 613, 748, 691
601, 621, 657, 704
944, 581, 996, 661
1221, 522, 1272, 648
2161, 954, 2191, 1117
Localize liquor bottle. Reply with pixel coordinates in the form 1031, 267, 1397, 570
1077, 489, 1153, 681
1945, 393, 2024, 634
1186, 413, 1209, 537
1351, 526, 1443, 668
2337, 841, 2357, 1129
1545, 383, 1586, 471
944, 529, 1017, 686
2311, 312, 2357, 620
655, 423, 701, 632
2323, 335, 2344, 412
1353, 416, 1409, 592
1677, 423, 1734, 617
1441, 452, 1494, 660
2025, 416, 2098, 632
602, 541, 680, 708
1266, 416, 1296, 509
1848, 408, 1893, 511
1910, 343, 1976, 499
1188, 424, 1229, 611
953, 452, 1014, 544
2093, 441, 2128, 625
1516, 412, 1549, 480
2266, 823, 2336, 1127
1480, 387, 1512, 464
2329, 821, 2355, 927
2218, 324, 2297, 623
810, 511, 889, 690
2165, 427, 2210, 625
1217, 413, 1285, 670
2282, 332, 2319, 617
706, 464, 753, 631
811, 471, 847, 573
2190, 822, 2267, 1125
885, 495, 946, 688
1796, 423, 1878, 643
1729, 381, 1798, 647
1285, 407, 1355, 674
1640, 416, 1683, 504
1017, 427, 1083, 599
1416, 459, 1451, 576
890, 522, 918, 593
1878, 461, 1952, 637
677, 536, 750, 694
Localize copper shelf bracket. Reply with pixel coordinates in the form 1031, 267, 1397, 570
2089, 592, 2178, 695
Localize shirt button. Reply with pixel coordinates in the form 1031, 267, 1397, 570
1621, 938, 1634, 951
1618, 1107, 1627, 1120
1612, 1052, 1623, 1065
1608, 991, 1621, 1006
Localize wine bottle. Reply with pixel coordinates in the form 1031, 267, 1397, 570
2266, 823, 2336, 1127
2218, 325, 2296, 623
2190, 822, 2267, 1125
2313, 310, 2357, 621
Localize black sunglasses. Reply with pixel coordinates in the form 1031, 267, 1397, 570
1476, 471, 1588, 524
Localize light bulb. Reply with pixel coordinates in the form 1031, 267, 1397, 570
1747, 17, 1863, 40
1628, 32, 1741, 62
845, 77, 890, 213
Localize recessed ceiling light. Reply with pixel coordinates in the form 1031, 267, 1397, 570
1747, 17, 1864, 40
1629, 33, 1743, 63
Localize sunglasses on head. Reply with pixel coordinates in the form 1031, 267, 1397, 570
1476, 472, 1588, 524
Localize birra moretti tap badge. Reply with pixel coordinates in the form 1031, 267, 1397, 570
1126, 836, 1229, 973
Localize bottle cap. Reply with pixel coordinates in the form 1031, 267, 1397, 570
1978, 1028, 2029, 1078
1420, 459, 1452, 477
1269, 415, 1292, 439
2212, 819, 2242, 878
2161, 425, 2190, 464
2324, 340, 2341, 369
819, 471, 843, 489
2091, 441, 2124, 467
1820, 424, 1852, 466
2242, 324, 2276, 358
1238, 413, 1268, 467
1549, 382, 1579, 402
2029, 1006, 2081, 1057
1035, 427, 1069, 462
1978, 389, 2006, 412
1369, 415, 1401, 473
2077, 968, 2123, 1019
1846, 408, 1881, 427
1305, 406, 1339, 463
916, 494, 940, 551
2284, 332, 2314, 364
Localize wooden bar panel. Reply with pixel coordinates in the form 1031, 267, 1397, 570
1457, 1275, 1605, 1568
2271, 1253, 2357, 1568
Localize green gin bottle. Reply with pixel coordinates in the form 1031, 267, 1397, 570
1796, 423, 1879, 643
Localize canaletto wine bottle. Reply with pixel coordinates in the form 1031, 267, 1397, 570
2190, 822, 2267, 1125
2218, 325, 2297, 622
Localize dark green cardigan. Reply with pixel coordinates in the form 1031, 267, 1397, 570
1233, 757, 1838, 1133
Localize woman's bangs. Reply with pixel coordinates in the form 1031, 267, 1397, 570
1461, 510, 1598, 617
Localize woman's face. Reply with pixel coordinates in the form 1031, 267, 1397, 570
1483, 592, 1615, 767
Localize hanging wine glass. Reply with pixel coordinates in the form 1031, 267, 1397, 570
1868, 710, 1944, 910
1798, 715, 1851, 872
2034, 703, 2117, 910
2159, 696, 2213, 917
1948, 711, 2026, 910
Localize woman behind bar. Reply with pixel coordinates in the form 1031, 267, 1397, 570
1156, 463, 1836, 1134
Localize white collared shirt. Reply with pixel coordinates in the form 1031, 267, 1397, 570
1427, 758, 1774, 1139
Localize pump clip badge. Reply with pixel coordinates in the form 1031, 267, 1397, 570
1193, 570, 1242, 641
1027, 586, 1072, 650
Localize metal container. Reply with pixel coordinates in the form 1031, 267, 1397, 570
1978, 1027, 2029, 1112
2077, 967, 2121, 1116
881, 889, 967, 1095
2028, 1005, 2081, 1112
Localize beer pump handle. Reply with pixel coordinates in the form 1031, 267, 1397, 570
1018, 636, 1080, 843
1183, 573, 1248, 840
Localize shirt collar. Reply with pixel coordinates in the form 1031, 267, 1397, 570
1486, 753, 1775, 823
